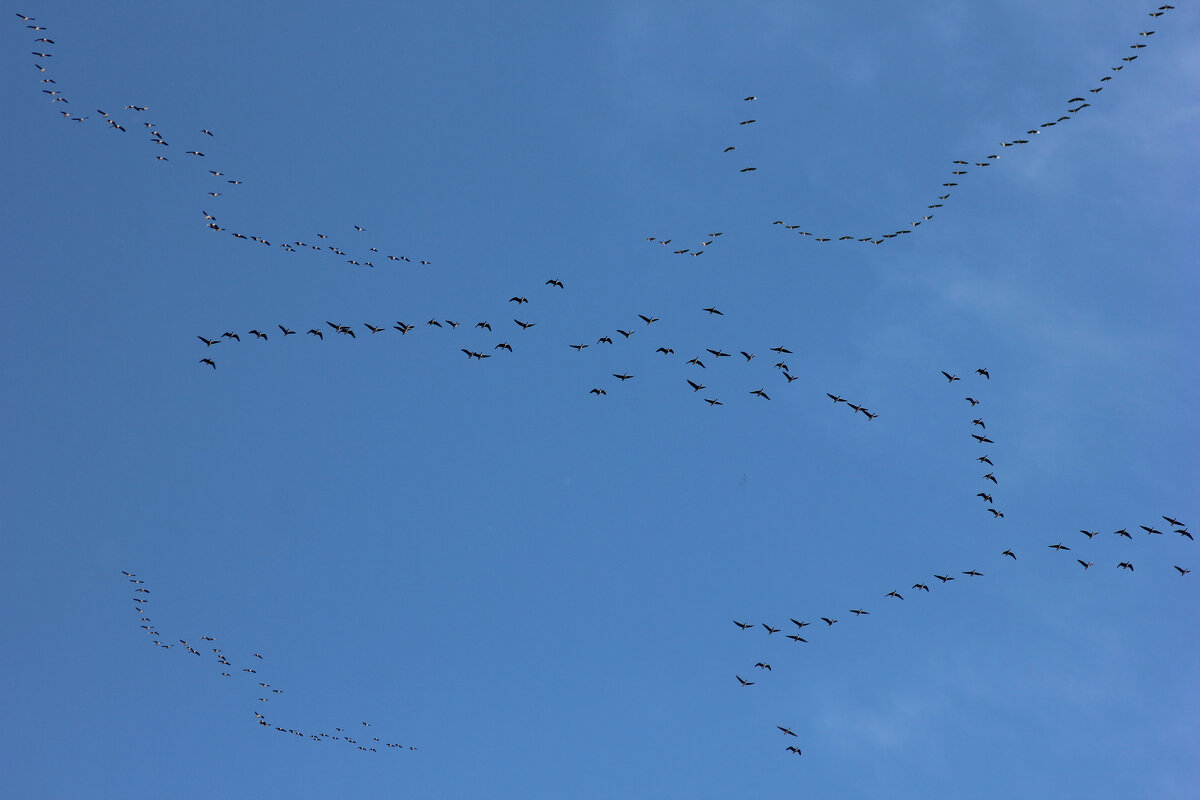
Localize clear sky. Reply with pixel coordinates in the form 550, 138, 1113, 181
2, 2, 1197, 798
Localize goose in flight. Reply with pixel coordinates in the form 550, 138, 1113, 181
617, 329, 634, 338
941, 371, 959, 382
687, 357, 706, 368
613, 373, 634, 381
656, 347, 674, 355
755, 663, 772, 671
827, 394, 846, 403
513, 319, 535, 330
1080, 530, 1099, 539
886, 591, 903, 600
704, 398, 723, 406
545, 279, 564, 288
687, 380, 705, 392
588, 388, 606, 396
279, 325, 296, 336
200, 358, 216, 369
1002, 550, 1016, 560
1077, 560, 1094, 570
736, 675, 755, 687
638, 315, 659, 325
820, 617, 837, 626
977, 455, 993, 465
510, 296, 528, 304
962, 570, 983, 577
570, 344, 588, 351
702, 307, 723, 315
197, 336, 220, 347
786, 746, 802, 755
972, 434, 994, 444
762, 624, 780, 634
750, 389, 770, 399
777, 726, 798, 737
733, 620, 753, 630
786, 634, 807, 643
1117, 562, 1134, 571
1049, 543, 1070, 551
913, 583, 929, 591
1114, 529, 1132, 539
495, 343, 513, 352
1175, 566, 1190, 576
934, 574, 954, 583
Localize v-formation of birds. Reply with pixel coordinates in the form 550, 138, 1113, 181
11, 2, 1188, 763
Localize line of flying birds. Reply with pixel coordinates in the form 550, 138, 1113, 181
120, 571, 417, 754
13, 13, 437, 275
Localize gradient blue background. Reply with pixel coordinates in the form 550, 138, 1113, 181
2, 2, 1196, 798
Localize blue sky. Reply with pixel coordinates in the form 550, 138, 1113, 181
2, 2, 1197, 798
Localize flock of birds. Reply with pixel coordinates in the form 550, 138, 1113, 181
120, 571, 416, 754
749, 7, 1178, 247
12, 3, 1191, 764
731, 368, 1190, 754
194, 290, 875, 411
14, 12, 435, 275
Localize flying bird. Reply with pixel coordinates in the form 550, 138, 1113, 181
941, 371, 960, 382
